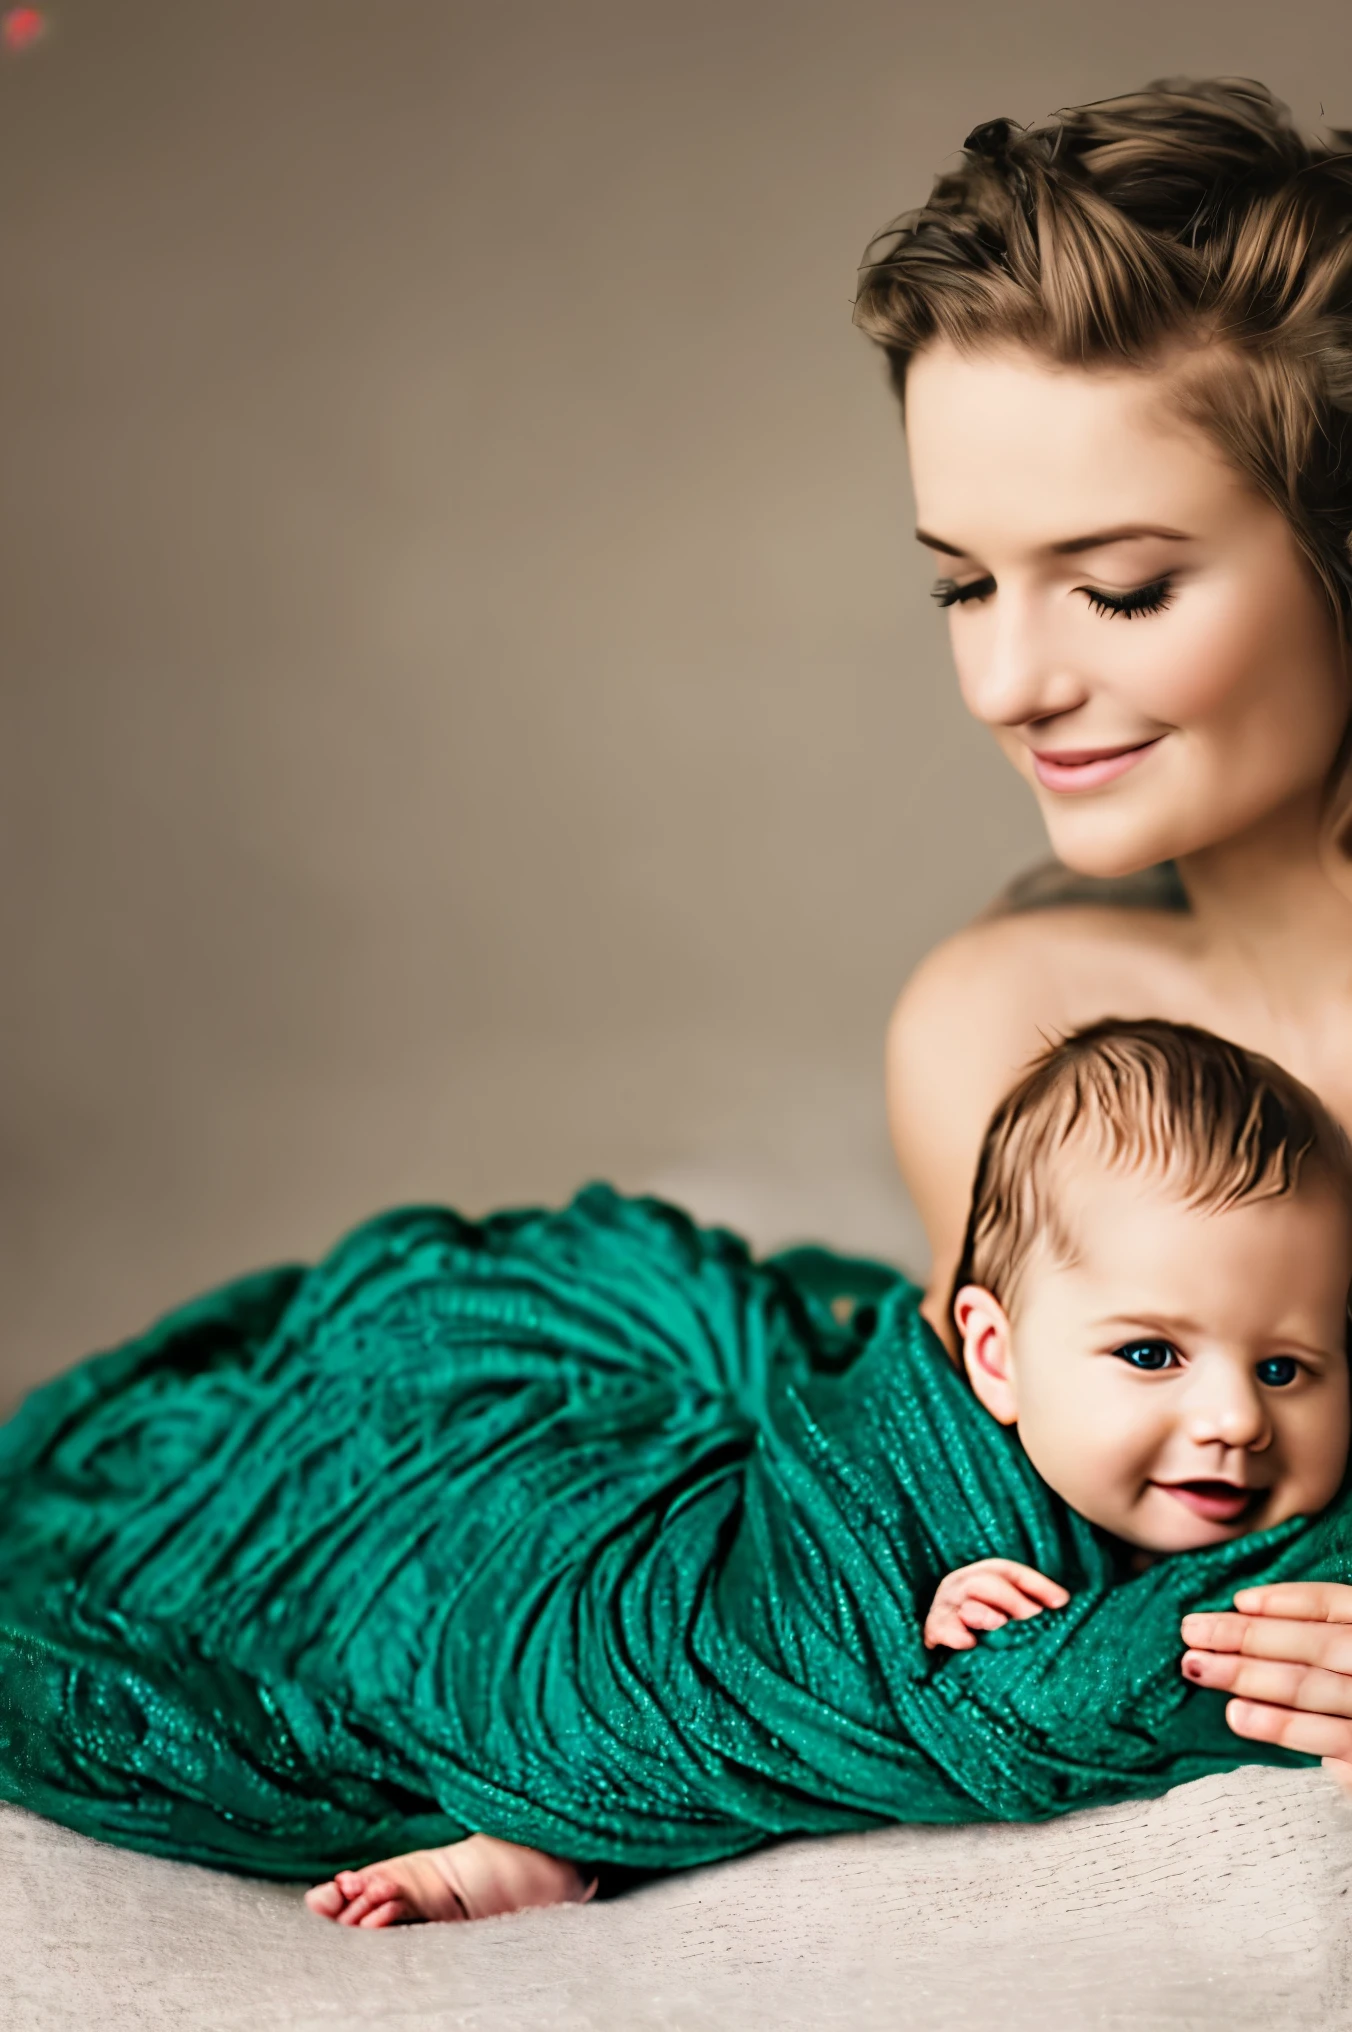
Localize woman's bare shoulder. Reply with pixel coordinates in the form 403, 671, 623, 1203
895, 900, 1194, 1050
885, 914, 1072, 1173
886, 903, 1196, 1313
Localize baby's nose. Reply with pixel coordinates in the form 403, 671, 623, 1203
1184, 1376, 1270, 1450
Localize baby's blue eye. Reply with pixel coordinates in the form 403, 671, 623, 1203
1113, 1340, 1179, 1372
1256, 1356, 1299, 1388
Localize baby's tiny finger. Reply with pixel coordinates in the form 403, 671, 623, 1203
964, 1576, 1050, 1622
924, 1612, 976, 1651
958, 1600, 1009, 1632
970, 1561, 1069, 1608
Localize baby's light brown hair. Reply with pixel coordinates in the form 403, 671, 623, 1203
952, 1018, 1352, 1325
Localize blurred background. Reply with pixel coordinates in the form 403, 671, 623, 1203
1, 0, 1347, 1406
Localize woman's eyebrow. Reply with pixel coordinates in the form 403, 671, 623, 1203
914, 524, 1193, 558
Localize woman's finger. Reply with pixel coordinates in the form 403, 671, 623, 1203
1231, 1583, 1352, 1624
1182, 1649, 1352, 1719
1180, 1612, 1352, 1673
1224, 1698, 1352, 1762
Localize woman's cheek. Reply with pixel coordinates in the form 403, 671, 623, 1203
1102, 598, 1259, 728
1129, 559, 1345, 748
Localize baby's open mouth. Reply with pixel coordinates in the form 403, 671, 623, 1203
1154, 1479, 1258, 1524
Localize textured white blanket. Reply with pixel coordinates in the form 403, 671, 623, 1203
4, 1767, 1349, 2031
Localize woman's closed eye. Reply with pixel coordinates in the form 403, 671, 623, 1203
1113, 1339, 1181, 1372
1079, 575, 1175, 620
930, 573, 1176, 617
931, 574, 996, 608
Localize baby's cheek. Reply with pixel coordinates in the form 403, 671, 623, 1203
1259, 1446, 1344, 1532
1291, 1389, 1351, 1512
1018, 1418, 1127, 1530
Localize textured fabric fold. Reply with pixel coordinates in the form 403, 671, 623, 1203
0, 1185, 1341, 1879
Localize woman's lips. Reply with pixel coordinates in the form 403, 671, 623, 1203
1154, 1480, 1256, 1525
1030, 737, 1164, 792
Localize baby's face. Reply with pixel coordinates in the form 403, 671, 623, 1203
958, 1160, 1352, 1553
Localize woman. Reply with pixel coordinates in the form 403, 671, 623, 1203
863, 81, 1352, 1347
5, 74, 1352, 1924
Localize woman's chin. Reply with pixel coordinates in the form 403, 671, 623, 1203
1039, 808, 1190, 882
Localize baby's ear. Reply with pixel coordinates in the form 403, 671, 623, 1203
954, 1285, 1019, 1425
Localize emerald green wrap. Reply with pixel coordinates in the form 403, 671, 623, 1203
0, 1185, 1344, 1881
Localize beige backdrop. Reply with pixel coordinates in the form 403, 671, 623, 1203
2, 0, 1348, 1406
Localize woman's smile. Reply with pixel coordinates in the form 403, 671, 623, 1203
1029, 737, 1166, 793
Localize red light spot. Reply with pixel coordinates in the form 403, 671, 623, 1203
2, 7, 47, 51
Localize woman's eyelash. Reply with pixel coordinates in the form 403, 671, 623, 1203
1081, 576, 1175, 619
931, 575, 995, 608
929, 574, 1176, 617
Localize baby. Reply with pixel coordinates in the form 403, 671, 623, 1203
308, 1017, 1352, 1927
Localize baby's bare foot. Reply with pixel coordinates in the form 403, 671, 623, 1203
305, 1833, 597, 1929
305, 1848, 469, 1927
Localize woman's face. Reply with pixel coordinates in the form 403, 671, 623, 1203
903, 341, 1350, 877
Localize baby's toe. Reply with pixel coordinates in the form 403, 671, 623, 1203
331, 1871, 397, 1927
304, 1880, 347, 1920
358, 1897, 412, 1928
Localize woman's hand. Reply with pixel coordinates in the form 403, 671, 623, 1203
923, 1558, 1070, 1651
1181, 1583, 1352, 1790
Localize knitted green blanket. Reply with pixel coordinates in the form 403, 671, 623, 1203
0, 1186, 1337, 1880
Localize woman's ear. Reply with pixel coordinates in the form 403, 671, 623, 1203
953, 1284, 1019, 1425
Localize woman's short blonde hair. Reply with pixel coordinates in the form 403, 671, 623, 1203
854, 78, 1352, 853
951, 1018, 1352, 1322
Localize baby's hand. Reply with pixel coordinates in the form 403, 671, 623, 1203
924, 1558, 1070, 1651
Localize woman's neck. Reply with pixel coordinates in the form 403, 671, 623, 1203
1175, 793, 1352, 995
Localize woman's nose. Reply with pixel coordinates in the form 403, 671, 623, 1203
957, 593, 1086, 730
